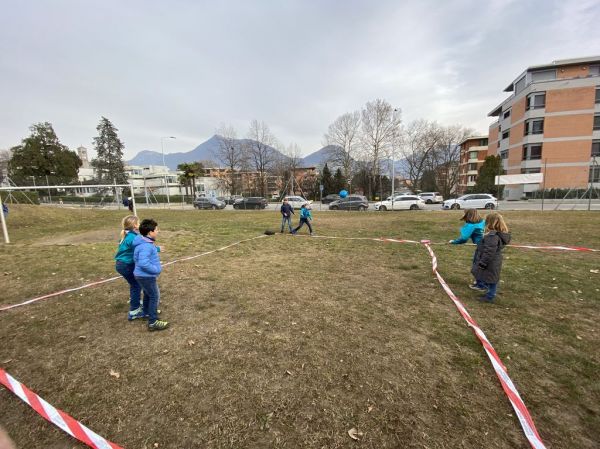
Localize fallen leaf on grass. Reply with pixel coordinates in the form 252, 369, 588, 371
348, 428, 363, 440
109, 369, 120, 379
188, 340, 195, 346
576, 335, 583, 340
78, 335, 87, 340
367, 405, 374, 413
590, 269, 599, 274
2, 359, 13, 364
285, 370, 293, 376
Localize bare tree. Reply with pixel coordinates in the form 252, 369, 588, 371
323, 111, 361, 185
213, 124, 244, 195
246, 120, 278, 198
400, 120, 444, 191
430, 125, 474, 198
279, 142, 303, 195
360, 99, 400, 199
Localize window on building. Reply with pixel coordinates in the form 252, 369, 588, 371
592, 140, 600, 157
497, 140, 500, 148
526, 92, 546, 110
500, 150, 508, 159
595, 114, 600, 130
502, 130, 510, 140
596, 88, 600, 104
469, 163, 478, 171
469, 151, 478, 159
503, 110, 511, 119
521, 168, 541, 174
468, 175, 477, 182
590, 166, 600, 183
514, 76, 526, 95
590, 65, 600, 76
522, 144, 542, 160
524, 119, 544, 135
531, 69, 556, 82
479, 138, 488, 146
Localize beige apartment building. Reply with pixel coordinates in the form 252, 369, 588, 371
457, 136, 488, 195
487, 56, 600, 199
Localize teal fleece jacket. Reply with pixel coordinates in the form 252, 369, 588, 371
115, 230, 138, 264
300, 207, 312, 220
450, 220, 485, 244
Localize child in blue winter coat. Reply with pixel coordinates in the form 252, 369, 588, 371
114, 216, 143, 321
292, 203, 313, 235
449, 209, 484, 245
132, 218, 168, 331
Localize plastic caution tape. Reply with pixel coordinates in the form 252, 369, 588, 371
0, 368, 124, 449
423, 243, 546, 449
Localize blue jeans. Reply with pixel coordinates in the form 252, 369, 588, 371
116, 261, 141, 311
293, 218, 313, 234
482, 282, 497, 299
281, 215, 293, 233
135, 276, 160, 323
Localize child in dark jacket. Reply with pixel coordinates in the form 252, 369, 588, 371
132, 218, 168, 331
114, 215, 143, 321
471, 212, 511, 303
280, 198, 295, 233
292, 203, 313, 235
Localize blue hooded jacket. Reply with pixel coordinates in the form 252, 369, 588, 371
299, 206, 312, 220
451, 220, 485, 244
132, 234, 162, 278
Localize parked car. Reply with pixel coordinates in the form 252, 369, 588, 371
419, 192, 444, 204
321, 194, 340, 204
374, 195, 425, 211
283, 195, 310, 209
328, 195, 369, 211
233, 197, 268, 209
193, 196, 226, 210
442, 194, 498, 210
225, 195, 243, 205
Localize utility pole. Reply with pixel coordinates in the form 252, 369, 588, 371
541, 159, 547, 211
589, 156, 597, 211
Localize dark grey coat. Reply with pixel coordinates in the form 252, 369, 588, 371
471, 231, 511, 284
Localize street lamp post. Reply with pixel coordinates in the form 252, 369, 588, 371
392, 108, 402, 210
161, 136, 176, 207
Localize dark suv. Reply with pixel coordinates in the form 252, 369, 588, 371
193, 197, 226, 210
322, 194, 340, 204
233, 197, 268, 209
328, 195, 369, 211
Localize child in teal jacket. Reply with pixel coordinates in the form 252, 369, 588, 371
115, 215, 144, 320
292, 203, 313, 235
449, 209, 485, 244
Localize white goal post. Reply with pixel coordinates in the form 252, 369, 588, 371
0, 183, 135, 244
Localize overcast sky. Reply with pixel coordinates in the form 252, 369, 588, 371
1, 0, 599, 159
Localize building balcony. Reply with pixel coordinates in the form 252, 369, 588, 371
467, 181, 476, 187
467, 170, 478, 175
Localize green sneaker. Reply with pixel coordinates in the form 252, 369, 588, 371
148, 319, 169, 331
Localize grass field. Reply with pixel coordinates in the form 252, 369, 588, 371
1, 205, 599, 449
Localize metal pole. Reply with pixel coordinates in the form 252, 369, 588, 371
45, 175, 52, 203
130, 182, 137, 216
0, 196, 9, 244
589, 156, 597, 211
541, 159, 547, 211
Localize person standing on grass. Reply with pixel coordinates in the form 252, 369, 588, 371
132, 218, 169, 331
471, 212, 511, 303
292, 202, 313, 236
280, 198, 295, 233
115, 215, 145, 321
449, 209, 486, 291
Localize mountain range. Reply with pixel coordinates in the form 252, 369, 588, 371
128, 135, 407, 175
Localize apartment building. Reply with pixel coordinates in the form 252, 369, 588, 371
487, 56, 600, 199
457, 136, 488, 195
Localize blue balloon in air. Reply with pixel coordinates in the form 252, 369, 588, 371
339, 190, 348, 198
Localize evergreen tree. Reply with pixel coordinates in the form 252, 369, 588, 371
91, 117, 127, 183
8, 122, 81, 185
333, 168, 347, 193
320, 163, 334, 196
473, 155, 504, 198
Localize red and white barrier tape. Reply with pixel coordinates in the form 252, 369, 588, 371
0, 234, 266, 313
421, 240, 546, 449
508, 244, 598, 252
0, 368, 124, 449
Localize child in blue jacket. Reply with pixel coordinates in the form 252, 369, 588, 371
449, 209, 484, 245
132, 218, 168, 331
114, 215, 143, 321
292, 203, 313, 235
